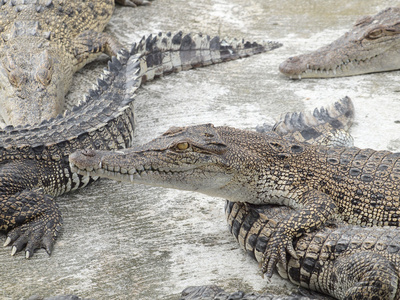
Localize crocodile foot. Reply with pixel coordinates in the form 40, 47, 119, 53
261, 227, 298, 278
2, 190, 63, 258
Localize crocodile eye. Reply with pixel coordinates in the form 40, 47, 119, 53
176, 142, 189, 150
366, 28, 384, 39
2, 54, 23, 87
36, 49, 53, 86
7, 69, 24, 87
36, 67, 53, 86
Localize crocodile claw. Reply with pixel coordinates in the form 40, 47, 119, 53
5, 212, 62, 258
2, 191, 62, 258
261, 228, 298, 278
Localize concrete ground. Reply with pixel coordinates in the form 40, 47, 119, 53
0, 0, 398, 299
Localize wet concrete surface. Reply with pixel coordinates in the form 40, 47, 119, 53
1, 0, 399, 299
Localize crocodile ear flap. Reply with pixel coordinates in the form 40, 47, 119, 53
36, 50, 54, 86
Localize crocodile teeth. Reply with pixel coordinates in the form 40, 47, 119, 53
128, 168, 136, 175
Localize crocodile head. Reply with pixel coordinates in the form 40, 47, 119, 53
279, 7, 400, 79
0, 37, 66, 126
69, 124, 271, 202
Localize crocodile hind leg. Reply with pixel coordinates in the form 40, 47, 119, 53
0, 161, 62, 258
72, 30, 124, 70
331, 252, 398, 300
261, 189, 337, 277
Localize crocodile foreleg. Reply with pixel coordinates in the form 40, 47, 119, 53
261, 189, 337, 277
0, 161, 63, 257
1, 189, 61, 258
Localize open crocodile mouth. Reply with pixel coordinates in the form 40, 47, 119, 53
280, 53, 381, 79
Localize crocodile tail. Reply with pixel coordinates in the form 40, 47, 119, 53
130, 31, 282, 83
257, 96, 355, 147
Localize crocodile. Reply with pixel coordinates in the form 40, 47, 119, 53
0, 0, 152, 126
224, 201, 400, 300
0, 31, 281, 258
69, 95, 400, 279
180, 104, 397, 300
71, 98, 400, 300
279, 7, 400, 79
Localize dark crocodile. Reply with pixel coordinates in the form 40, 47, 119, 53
279, 7, 400, 79
0, 31, 281, 258
0, 0, 152, 126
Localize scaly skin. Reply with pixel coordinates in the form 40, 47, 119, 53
0, 32, 280, 258
0, 0, 152, 126
72, 97, 400, 282
279, 7, 400, 79
225, 202, 400, 300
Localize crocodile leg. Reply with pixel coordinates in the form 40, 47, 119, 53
72, 30, 124, 69
261, 189, 337, 278
1, 190, 62, 258
0, 161, 62, 258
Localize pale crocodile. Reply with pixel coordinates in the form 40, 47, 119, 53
0, 0, 151, 126
279, 7, 400, 79
0, 31, 280, 258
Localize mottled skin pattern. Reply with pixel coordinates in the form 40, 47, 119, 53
0, 32, 279, 258
226, 202, 400, 300
279, 7, 400, 79
181, 101, 398, 300
0, 0, 151, 126
70, 96, 400, 281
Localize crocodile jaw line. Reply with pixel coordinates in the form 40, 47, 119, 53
279, 50, 399, 79
70, 155, 235, 197
279, 7, 400, 79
